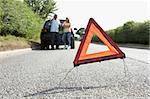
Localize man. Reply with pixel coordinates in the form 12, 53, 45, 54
50, 14, 60, 50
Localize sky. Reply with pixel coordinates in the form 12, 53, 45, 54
54, 0, 149, 30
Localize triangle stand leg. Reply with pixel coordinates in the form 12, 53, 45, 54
58, 66, 86, 92
122, 59, 129, 77
58, 67, 75, 87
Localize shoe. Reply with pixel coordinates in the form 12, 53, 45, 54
67, 46, 71, 49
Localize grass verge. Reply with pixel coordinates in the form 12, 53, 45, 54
0, 35, 31, 51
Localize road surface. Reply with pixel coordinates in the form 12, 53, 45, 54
0, 41, 150, 99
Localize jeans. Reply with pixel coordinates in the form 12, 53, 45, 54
50, 32, 60, 49
62, 32, 72, 46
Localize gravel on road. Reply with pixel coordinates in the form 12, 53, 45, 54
0, 42, 149, 99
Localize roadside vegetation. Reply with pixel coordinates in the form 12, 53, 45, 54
0, 0, 56, 51
24, 0, 57, 19
0, 35, 30, 51
90, 21, 150, 45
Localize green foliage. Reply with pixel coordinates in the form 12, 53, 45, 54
76, 27, 85, 39
106, 20, 150, 44
92, 20, 149, 44
0, 35, 30, 51
24, 0, 57, 19
0, 0, 43, 40
91, 34, 102, 43
0, 0, 4, 33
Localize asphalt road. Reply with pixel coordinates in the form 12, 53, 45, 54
0, 41, 150, 99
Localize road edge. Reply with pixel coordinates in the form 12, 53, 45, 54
0, 48, 32, 55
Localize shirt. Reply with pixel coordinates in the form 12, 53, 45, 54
50, 19, 59, 32
63, 22, 71, 33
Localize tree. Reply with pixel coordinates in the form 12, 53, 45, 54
24, 0, 57, 19
0, 0, 43, 39
0, 0, 4, 33
122, 21, 135, 42
136, 21, 150, 44
106, 20, 149, 44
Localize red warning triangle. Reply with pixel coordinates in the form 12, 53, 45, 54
74, 18, 125, 66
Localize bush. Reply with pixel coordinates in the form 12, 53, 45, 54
0, 0, 43, 40
92, 34, 102, 43
91, 20, 149, 45
0, 0, 4, 33
106, 21, 150, 44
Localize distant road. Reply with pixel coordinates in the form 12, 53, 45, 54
0, 41, 149, 99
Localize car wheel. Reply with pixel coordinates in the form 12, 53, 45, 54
41, 41, 45, 50
41, 45, 45, 50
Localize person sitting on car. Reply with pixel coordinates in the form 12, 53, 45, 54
50, 14, 60, 50
62, 17, 72, 49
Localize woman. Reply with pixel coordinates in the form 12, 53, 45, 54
62, 17, 72, 49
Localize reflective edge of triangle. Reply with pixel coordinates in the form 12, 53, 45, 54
73, 18, 126, 66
